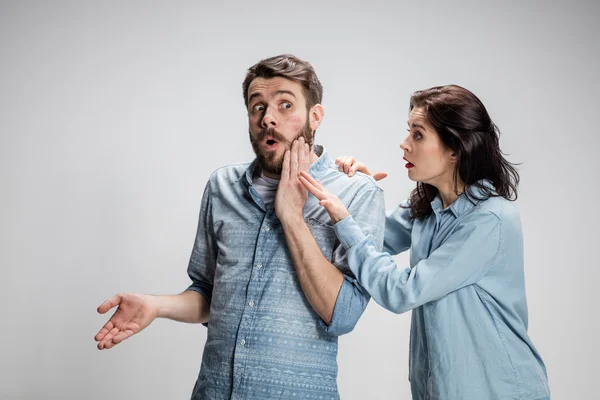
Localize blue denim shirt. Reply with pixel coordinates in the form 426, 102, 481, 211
186, 146, 385, 400
334, 182, 550, 400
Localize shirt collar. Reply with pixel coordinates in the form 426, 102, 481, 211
431, 179, 496, 217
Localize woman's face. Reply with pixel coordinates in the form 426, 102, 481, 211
400, 107, 456, 188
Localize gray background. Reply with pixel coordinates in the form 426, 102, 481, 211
1, 1, 598, 399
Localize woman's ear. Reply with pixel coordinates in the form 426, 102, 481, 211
448, 149, 458, 164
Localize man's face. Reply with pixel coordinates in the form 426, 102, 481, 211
247, 77, 314, 175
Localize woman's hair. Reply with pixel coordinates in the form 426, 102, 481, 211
406, 85, 519, 219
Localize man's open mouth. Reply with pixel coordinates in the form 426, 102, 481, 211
263, 136, 279, 150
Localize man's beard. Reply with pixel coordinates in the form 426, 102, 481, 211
249, 120, 314, 176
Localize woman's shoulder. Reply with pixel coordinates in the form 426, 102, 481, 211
470, 196, 522, 237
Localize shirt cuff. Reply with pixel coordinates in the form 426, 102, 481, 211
334, 215, 368, 249
324, 277, 365, 336
185, 285, 211, 328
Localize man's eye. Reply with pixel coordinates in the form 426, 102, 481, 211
253, 104, 265, 112
281, 102, 292, 109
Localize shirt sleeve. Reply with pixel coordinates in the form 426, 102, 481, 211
334, 210, 501, 314
186, 179, 218, 313
326, 184, 385, 335
382, 201, 413, 255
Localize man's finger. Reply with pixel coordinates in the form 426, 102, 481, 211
281, 150, 291, 181
102, 339, 118, 350
303, 143, 310, 172
112, 329, 135, 344
290, 140, 299, 177
97, 294, 121, 314
298, 138, 306, 174
95, 321, 115, 341
102, 326, 120, 344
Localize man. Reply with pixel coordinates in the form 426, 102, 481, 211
95, 54, 385, 399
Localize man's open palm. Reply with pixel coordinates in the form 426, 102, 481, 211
95, 293, 158, 350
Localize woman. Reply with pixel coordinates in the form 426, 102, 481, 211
299, 85, 550, 400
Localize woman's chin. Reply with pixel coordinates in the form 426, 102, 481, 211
406, 170, 418, 182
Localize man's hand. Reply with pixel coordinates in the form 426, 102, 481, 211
335, 156, 387, 181
275, 137, 310, 222
95, 293, 159, 350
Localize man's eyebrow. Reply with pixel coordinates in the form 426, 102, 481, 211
248, 90, 296, 104
248, 92, 262, 103
274, 90, 296, 98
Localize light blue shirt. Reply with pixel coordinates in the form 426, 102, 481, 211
334, 182, 550, 400
186, 146, 385, 399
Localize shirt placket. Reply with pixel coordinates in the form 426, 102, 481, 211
230, 211, 276, 399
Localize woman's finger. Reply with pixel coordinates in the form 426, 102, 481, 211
299, 175, 325, 200
313, 179, 326, 191
373, 172, 388, 181
343, 157, 354, 174
349, 162, 368, 177
338, 156, 349, 171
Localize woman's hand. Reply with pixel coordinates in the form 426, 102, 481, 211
299, 171, 350, 224
335, 156, 387, 181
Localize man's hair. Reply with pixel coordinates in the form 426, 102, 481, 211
242, 54, 323, 109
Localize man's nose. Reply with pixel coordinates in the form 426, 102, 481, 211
261, 109, 278, 129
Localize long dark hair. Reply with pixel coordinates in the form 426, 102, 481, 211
406, 85, 519, 219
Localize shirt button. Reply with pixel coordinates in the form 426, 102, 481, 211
249, 300, 255, 307
240, 339, 246, 346
256, 263, 263, 269
264, 226, 270, 231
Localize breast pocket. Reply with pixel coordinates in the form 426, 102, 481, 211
305, 217, 337, 262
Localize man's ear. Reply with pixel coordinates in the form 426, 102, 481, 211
309, 104, 325, 130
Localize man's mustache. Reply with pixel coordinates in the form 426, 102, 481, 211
253, 127, 290, 146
